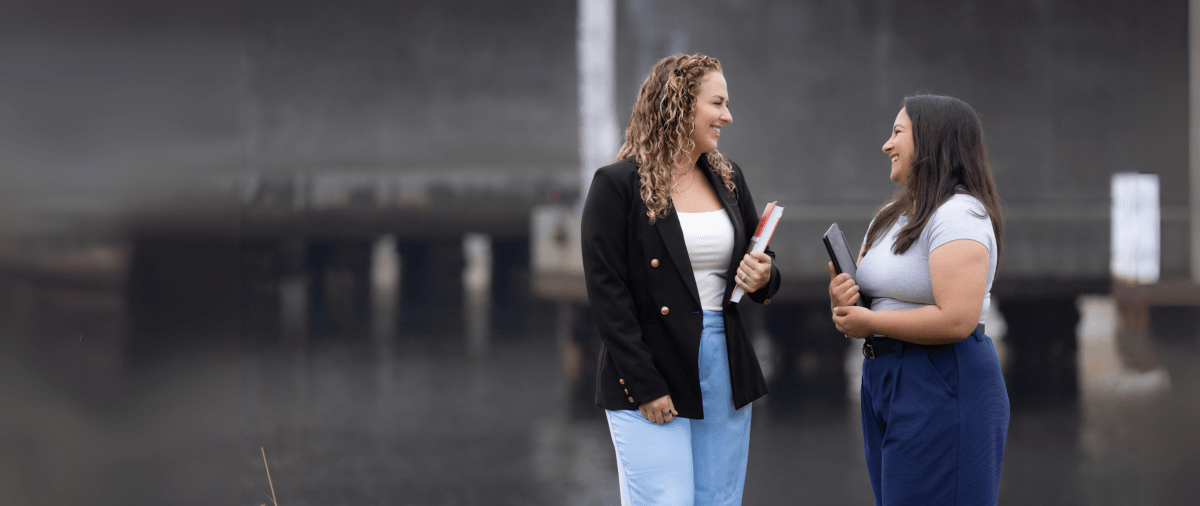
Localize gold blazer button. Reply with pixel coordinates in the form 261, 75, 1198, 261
628, 397, 635, 403
660, 306, 669, 315
650, 259, 659, 267
619, 379, 625, 385
764, 299, 771, 305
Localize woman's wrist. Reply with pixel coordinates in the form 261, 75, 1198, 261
864, 309, 880, 336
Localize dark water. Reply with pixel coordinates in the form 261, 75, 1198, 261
2, 280, 1186, 506
234, 299, 1166, 506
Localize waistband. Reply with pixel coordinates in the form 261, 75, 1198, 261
862, 323, 985, 360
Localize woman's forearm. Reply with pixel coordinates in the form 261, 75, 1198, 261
866, 304, 980, 345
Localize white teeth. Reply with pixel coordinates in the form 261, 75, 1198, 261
890, 155, 899, 162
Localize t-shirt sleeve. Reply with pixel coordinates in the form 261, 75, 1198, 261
926, 196, 995, 254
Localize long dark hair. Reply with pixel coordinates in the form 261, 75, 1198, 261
863, 94, 1004, 259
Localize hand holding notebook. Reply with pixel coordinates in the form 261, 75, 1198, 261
731, 202, 784, 304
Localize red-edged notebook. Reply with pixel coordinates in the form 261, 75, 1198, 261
731, 202, 784, 303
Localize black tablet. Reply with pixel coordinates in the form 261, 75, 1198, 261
823, 223, 866, 307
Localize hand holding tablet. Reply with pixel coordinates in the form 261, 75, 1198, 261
823, 223, 867, 308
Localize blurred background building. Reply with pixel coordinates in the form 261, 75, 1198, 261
1, 0, 1196, 504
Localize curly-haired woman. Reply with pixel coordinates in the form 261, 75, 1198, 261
581, 53, 781, 505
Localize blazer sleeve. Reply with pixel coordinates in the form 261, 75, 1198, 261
580, 167, 671, 404
733, 161, 782, 303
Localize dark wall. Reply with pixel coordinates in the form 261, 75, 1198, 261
240, 0, 1189, 287
611, 0, 1188, 285
0, 1, 241, 238
3, 0, 1188, 285
242, 0, 579, 170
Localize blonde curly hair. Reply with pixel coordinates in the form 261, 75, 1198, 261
617, 53, 736, 223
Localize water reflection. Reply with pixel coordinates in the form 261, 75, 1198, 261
18, 235, 1161, 504
239, 276, 1171, 504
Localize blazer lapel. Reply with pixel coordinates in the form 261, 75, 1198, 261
656, 209, 703, 308
699, 158, 747, 300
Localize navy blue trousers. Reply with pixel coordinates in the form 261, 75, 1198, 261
860, 330, 1010, 506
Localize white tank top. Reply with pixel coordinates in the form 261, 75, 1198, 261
677, 210, 735, 311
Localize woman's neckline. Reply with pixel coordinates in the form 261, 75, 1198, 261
677, 209, 725, 215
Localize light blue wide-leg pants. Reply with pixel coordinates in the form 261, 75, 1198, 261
605, 310, 753, 506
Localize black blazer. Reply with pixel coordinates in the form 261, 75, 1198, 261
581, 156, 781, 419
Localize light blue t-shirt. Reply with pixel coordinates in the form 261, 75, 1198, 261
856, 194, 997, 324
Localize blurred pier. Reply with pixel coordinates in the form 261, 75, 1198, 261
2, 224, 1191, 504
2, 0, 1198, 504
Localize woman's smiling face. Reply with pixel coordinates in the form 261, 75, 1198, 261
689, 71, 732, 155
882, 107, 915, 185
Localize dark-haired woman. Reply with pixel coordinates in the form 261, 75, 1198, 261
829, 94, 1009, 505
582, 53, 780, 505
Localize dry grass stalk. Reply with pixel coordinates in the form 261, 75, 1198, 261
261, 447, 279, 506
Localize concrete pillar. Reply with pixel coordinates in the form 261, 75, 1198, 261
1000, 297, 1082, 409
239, 238, 283, 348
463, 233, 492, 355
492, 238, 540, 337
565, 301, 601, 419
371, 234, 400, 348
763, 302, 848, 418
397, 237, 464, 337
1191, 0, 1200, 282
305, 239, 371, 342
278, 237, 308, 346
578, 0, 619, 202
